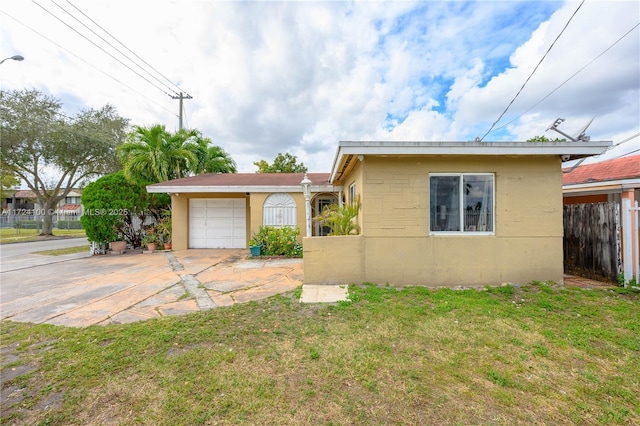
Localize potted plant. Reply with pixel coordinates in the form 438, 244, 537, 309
110, 240, 127, 252
248, 235, 262, 257
142, 225, 160, 252
157, 211, 172, 250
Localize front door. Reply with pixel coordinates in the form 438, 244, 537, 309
313, 195, 337, 236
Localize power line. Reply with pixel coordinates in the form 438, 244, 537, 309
32, 0, 179, 98
493, 22, 640, 133
63, 0, 191, 98
50, 0, 181, 97
0, 10, 177, 118
478, 0, 585, 141
620, 148, 640, 157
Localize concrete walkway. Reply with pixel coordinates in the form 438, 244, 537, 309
1, 249, 308, 327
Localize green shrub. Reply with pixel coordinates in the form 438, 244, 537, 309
56, 220, 84, 229
249, 226, 302, 257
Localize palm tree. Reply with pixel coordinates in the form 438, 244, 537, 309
194, 136, 237, 174
118, 124, 199, 183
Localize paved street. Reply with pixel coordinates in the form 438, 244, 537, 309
0, 237, 90, 273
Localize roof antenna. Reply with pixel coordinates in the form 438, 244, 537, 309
546, 117, 594, 141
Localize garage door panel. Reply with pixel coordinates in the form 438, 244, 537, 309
189, 198, 246, 248
191, 199, 207, 208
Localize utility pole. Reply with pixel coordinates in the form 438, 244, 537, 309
170, 92, 193, 130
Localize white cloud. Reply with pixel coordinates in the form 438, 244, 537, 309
1, 0, 638, 175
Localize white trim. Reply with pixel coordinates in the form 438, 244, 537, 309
331, 140, 611, 182
147, 184, 337, 194
428, 172, 496, 236
349, 182, 356, 204
563, 177, 640, 192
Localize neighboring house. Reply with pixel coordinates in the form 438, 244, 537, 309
148, 140, 610, 287
563, 154, 640, 281
147, 173, 337, 249
2, 189, 84, 218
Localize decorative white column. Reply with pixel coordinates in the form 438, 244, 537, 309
300, 173, 312, 237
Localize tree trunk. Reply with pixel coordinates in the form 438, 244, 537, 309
39, 199, 56, 236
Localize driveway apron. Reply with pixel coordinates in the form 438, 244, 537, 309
0, 249, 302, 327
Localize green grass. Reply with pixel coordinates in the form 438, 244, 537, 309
1, 282, 638, 425
0, 228, 86, 243
32, 245, 90, 256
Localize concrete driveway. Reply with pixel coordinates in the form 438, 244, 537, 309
0, 249, 303, 327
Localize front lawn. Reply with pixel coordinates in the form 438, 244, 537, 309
1, 282, 638, 425
0, 228, 86, 244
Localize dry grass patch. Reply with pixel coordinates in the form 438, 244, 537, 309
1, 282, 638, 425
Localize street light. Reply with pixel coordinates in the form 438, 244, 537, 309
300, 173, 312, 237
0, 55, 24, 65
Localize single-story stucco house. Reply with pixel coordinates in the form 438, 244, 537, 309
147, 173, 338, 249
148, 140, 611, 287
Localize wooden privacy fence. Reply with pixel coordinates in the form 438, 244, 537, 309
563, 202, 621, 283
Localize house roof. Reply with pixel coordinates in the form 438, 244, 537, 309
13, 190, 36, 198
562, 154, 640, 189
59, 204, 81, 211
147, 173, 335, 194
331, 140, 612, 182
9, 189, 83, 199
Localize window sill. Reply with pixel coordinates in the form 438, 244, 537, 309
429, 232, 495, 236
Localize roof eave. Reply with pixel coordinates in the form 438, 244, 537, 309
329, 141, 612, 183
146, 184, 338, 194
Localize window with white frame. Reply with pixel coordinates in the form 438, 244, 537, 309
263, 193, 297, 228
429, 173, 494, 234
349, 182, 356, 204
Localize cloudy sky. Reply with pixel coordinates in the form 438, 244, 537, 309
1, 0, 638, 173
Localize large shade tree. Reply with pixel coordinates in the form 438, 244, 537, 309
254, 152, 307, 173
0, 160, 20, 202
0, 89, 129, 235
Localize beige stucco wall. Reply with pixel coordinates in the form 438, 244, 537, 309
303, 235, 365, 284
171, 191, 313, 250
304, 155, 564, 287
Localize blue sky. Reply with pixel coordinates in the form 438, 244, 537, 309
1, 1, 638, 173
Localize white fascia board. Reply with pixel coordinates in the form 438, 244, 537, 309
330, 141, 612, 182
146, 184, 337, 194
563, 178, 640, 192
337, 140, 611, 155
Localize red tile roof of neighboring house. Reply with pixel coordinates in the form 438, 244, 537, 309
12, 190, 36, 198
149, 172, 332, 187
60, 204, 81, 211
10, 189, 83, 198
562, 155, 640, 185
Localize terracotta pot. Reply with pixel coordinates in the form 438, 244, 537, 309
164, 242, 172, 250
111, 241, 126, 252
146, 242, 158, 252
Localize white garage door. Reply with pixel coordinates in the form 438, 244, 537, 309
189, 198, 247, 248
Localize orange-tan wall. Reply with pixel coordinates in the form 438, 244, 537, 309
171, 191, 312, 250
345, 161, 364, 231
304, 155, 564, 287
